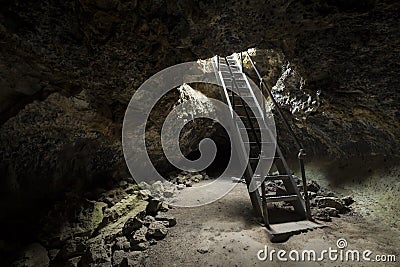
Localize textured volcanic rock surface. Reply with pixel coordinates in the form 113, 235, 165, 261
0, 0, 399, 232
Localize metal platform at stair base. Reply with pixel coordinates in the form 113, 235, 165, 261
265, 220, 326, 243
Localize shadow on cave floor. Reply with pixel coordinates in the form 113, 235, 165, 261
287, 155, 400, 187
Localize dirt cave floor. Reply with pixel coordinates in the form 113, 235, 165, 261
141, 159, 400, 267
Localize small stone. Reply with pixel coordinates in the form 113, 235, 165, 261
193, 178, 200, 183
342, 196, 355, 206
149, 239, 157, 246
146, 221, 168, 240
191, 174, 203, 181
197, 248, 209, 254
176, 176, 186, 184
160, 202, 170, 212
185, 181, 193, 187
177, 184, 185, 190
155, 213, 177, 227
319, 190, 337, 197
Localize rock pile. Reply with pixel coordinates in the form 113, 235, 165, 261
169, 170, 210, 185
10, 180, 176, 267
239, 176, 354, 222
137, 171, 210, 200
300, 179, 354, 222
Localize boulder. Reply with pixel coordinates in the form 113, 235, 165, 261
317, 197, 345, 212
146, 221, 168, 240
138, 190, 152, 200
56, 237, 86, 260
307, 180, 320, 193
112, 250, 128, 266
324, 207, 339, 217
146, 199, 161, 216
122, 216, 144, 236
312, 209, 332, 222
81, 239, 111, 265
130, 226, 148, 249
65, 256, 82, 267
113, 236, 131, 252
13, 243, 50, 267
151, 181, 164, 195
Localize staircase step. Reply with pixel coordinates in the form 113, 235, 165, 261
239, 127, 268, 131
236, 115, 263, 119
266, 194, 299, 203
265, 174, 291, 180
249, 156, 280, 161
234, 104, 258, 108
243, 141, 275, 145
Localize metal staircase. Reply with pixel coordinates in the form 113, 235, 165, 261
212, 52, 322, 240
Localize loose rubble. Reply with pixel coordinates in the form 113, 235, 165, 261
136, 171, 211, 200
9, 178, 177, 267
8, 173, 354, 266
305, 180, 355, 222
262, 177, 355, 222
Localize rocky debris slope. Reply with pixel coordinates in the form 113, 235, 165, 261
4, 180, 176, 267
134, 171, 211, 201
254, 177, 355, 222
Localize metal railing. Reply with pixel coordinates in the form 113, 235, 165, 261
241, 51, 312, 220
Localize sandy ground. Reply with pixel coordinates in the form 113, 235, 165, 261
139, 158, 400, 266
139, 183, 398, 266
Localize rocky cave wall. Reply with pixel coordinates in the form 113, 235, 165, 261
1, 0, 399, 227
